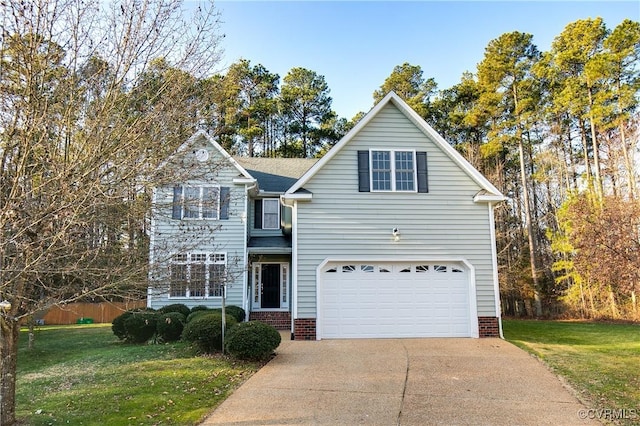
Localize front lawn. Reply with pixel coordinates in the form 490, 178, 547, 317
16, 324, 260, 425
504, 319, 640, 425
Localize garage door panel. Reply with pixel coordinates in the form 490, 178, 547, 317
320, 262, 472, 338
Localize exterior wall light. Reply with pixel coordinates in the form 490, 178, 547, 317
392, 228, 400, 242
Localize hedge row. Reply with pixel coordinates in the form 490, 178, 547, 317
112, 304, 280, 360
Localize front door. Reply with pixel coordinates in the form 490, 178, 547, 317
261, 264, 281, 309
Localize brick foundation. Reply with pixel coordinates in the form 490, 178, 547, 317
293, 318, 316, 340
478, 316, 500, 337
249, 311, 291, 330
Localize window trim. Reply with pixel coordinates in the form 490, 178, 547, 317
168, 252, 227, 299
369, 149, 417, 192
261, 199, 281, 230
174, 185, 221, 220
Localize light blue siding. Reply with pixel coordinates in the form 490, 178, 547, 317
148, 137, 247, 310
295, 103, 498, 317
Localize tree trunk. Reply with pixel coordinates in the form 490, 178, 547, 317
587, 87, 603, 198
619, 123, 636, 199
0, 316, 20, 426
518, 136, 542, 317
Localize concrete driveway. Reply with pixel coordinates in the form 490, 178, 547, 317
202, 336, 599, 425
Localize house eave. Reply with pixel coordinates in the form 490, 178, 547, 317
473, 193, 506, 203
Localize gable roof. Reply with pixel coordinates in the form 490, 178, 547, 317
235, 157, 318, 193
285, 92, 505, 201
160, 129, 255, 180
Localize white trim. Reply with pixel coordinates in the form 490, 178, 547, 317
168, 252, 227, 299
474, 193, 507, 203
315, 256, 479, 340
291, 202, 299, 327
261, 198, 281, 230
179, 185, 221, 220
242, 184, 249, 317
286, 92, 504, 198
488, 204, 504, 339
147, 187, 157, 308
159, 130, 254, 180
369, 148, 418, 192
251, 262, 290, 311
282, 192, 312, 202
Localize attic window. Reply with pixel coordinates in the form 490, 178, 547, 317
358, 150, 428, 193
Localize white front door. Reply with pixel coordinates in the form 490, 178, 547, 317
252, 263, 289, 311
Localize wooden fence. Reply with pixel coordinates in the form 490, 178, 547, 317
40, 300, 147, 325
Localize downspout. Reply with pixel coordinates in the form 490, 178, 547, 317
243, 181, 258, 318
147, 188, 157, 308
281, 196, 297, 340
488, 202, 504, 339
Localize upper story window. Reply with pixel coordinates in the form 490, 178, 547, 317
254, 198, 281, 230
358, 150, 428, 193
172, 185, 230, 220
371, 150, 416, 192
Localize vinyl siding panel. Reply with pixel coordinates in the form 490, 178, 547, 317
295, 103, 497, 318
148, 141, 247, 310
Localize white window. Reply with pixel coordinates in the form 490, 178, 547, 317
371, 150, 416, 192
169, 253, 226, 298
180, 185, 219, 219
262, 199, 280, 230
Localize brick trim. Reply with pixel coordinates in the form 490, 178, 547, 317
293, 318, 316, 340
478, 316, 500, 337
249, 311, 291, 330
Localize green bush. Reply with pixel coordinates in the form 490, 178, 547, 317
225, 321, 281, 361
181, 313, 237, 353
156, 312, 186, 342
112, 308, 155, 341
224, 305, 246, 322
190, 305, 210, 313
158, 303, 190, 318
112, 311, 134, 340
123, 311, 159, 344
186, 309, 212, 323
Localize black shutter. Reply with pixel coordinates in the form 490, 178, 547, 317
220, 187, 230, 220
416, 152, 428, 193
357, 150, 370, 192
254, 199, 262, 229
172, 186, 182, 219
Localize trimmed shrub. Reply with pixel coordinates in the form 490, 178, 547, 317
112, 311, 134, 340
225, 321, 281, 361
156, 312, 186, 342
224, 305, 246, 322
123, 311, 159, 344
112, 308, 155, 341
186, 309, 212, 323
157, 303, 190, 318
182, 313, 237, 353
190, 305, 210, 313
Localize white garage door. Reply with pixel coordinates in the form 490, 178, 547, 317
319, 262, 472, 338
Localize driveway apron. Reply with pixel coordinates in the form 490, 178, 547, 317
202, 337, 599, 425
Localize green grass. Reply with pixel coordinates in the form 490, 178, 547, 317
16, 324, 260, 425
504, 319, 640, 425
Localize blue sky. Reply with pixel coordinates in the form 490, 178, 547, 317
215, 1, 639, 120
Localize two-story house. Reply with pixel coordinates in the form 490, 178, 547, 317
148, 92, 505, 340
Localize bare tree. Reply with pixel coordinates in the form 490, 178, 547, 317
0, 1, 223, 423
